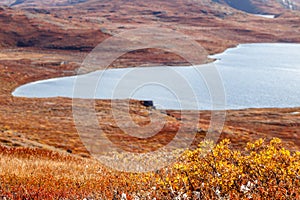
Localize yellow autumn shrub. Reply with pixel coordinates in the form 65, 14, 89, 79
1, 138, 300, 199
153, 138, 300, 199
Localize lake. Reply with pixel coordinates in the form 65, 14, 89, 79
12, 43, 300, 110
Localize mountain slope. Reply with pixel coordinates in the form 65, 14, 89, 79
0, 0, 300, 54
0, 6, 108, 50
3, 0, 300, 13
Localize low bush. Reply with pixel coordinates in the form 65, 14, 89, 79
0, 138, 299, 199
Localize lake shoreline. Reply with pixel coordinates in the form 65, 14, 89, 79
0, 43, 300, 155
12, 43, 300, 111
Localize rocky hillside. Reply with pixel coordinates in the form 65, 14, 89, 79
0, 0, 300, 54
0, 6, 108, 49
3, 0, 300, 14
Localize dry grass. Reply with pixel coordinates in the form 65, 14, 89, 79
0, 146, 111, 199
1, 138, 300, 199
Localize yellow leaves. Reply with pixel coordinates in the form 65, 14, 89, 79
279, 148, 291, 157
270, 137, 282, 146
246, 138, 264, 151
152, 138, 300, 199
165, 177, 170, 183
220, 138, 231, 146
255, 138, 264, 146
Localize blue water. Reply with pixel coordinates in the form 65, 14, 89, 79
12, 43, 300, 110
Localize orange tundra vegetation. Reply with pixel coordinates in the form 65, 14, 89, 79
0, 138, 299, 199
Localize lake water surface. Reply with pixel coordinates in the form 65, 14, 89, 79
13, 43, 300, 110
